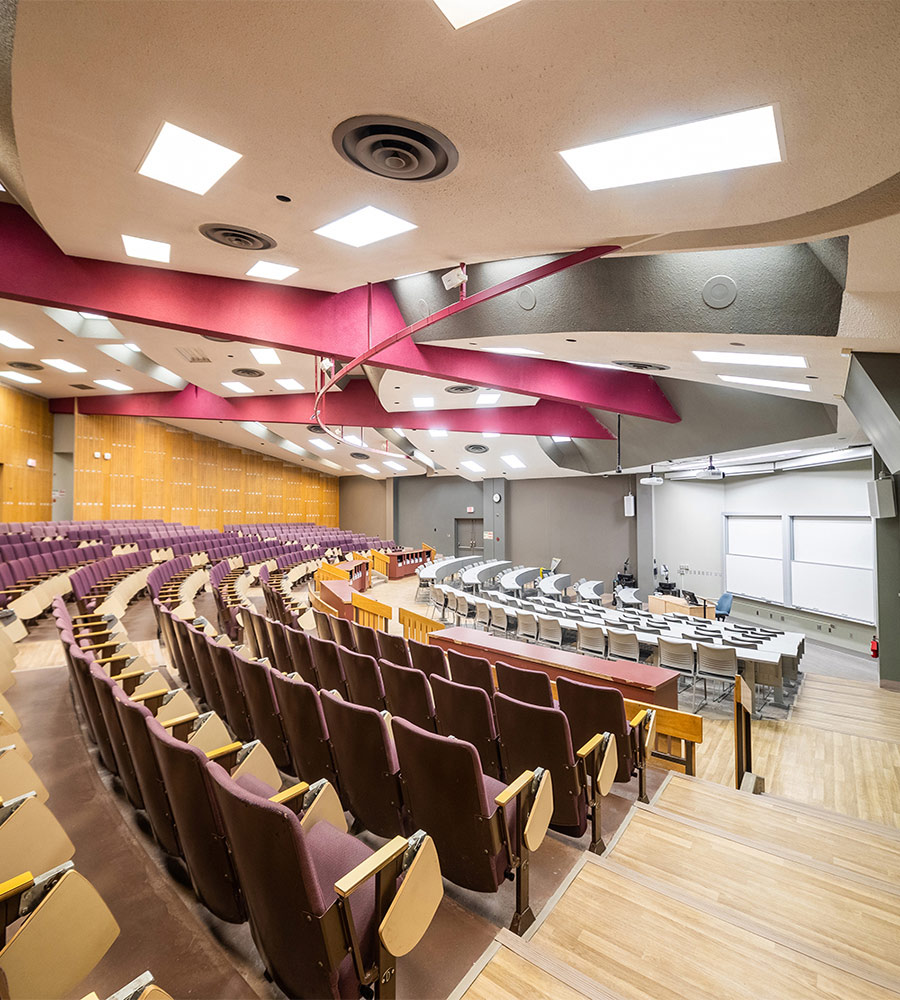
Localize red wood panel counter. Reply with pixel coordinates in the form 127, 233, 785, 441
335, 559, 368, 591
319, 580, 354, 620
387, 548, 430, 579
429, 627, 679, 709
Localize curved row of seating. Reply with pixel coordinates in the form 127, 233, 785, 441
71, 551, 155, 615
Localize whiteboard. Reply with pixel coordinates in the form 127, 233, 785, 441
792, 517, 874, 569
726, 516, 782, 559
725, 553, 784, 603
791, 561, 875, 623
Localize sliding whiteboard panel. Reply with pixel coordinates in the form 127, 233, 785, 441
725, 554, 784, 603
726, 516, 783, 559
791, 561, 875, 623
792, 517, 874, 569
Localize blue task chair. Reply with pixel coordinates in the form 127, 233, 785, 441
715, 592, 734, 621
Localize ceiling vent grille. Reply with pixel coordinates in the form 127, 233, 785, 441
445, 384, 477, 394
349, 452, 369, 460
176, 346, 211, 363
199, 223, 277, 251
465, 443, 489, 454
307, 424, 325, 433
232, 367, 264, 378
69, 383, 93, 390
333, 115, 458, 182
8, 361, 43, 371
613, 360, 671, 372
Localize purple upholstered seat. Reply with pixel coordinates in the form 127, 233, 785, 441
309, 635, 348, 699
408, 639, 450, 680
495, 660, 554, 709
269, 671, 340, 790
330, 615, 356, 651
556, 677, 635, 784
338, 647, 386, 712
350, 621, 380, 660
231, 650, 293, 772
432, 674, 503, 780
379, 660, 436, 732
447, 649, 495, 702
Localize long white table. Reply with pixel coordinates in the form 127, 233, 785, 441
419, 555, 480, 583
577, 579, 605, 601
499, 566, 541, 592
460, 559, 512, 587
538, 573, 571, 597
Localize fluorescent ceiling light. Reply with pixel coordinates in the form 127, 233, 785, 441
94, 379, 132, 391
394, 271, 426, 279
318, 458, 344, 471
138, 121, 241, 195
122, 343, 141, 353
221, 380, 253, 394
384, 460, 407, 471
78, 312, 106, 320
0, 330, 33, 350
0, 371, 40, 384
694, 351, 807, 368
501, 454, 526, 469
429, 429, 448, 438
483, 432, 500, 438
573, 361, 619, 370
432, 0, 523, 29
246, 261, 298, 281
481, 346, 543, 356
242, 421, 268, 436
777, 447, 870, 471
476, 393, 501, 405
250, 347, 281, 365
343, 435, 363, 447
551, 436, 572, 442
357, 463, 379, 474
309, 437, 335, 451
720, 449, 802, 465
718, 374, 811, 392
275, 378, 305, 391
413, 396, 434, 409
0, 182, 5, 192
314, 206, 417, 248
41, 358, 86, 373
121, 235, 171, 263
561, 105, 782, 192
461, 460, 486, 473
281, 440, 305, 455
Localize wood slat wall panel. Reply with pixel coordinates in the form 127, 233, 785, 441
0, 385, 53, 521
72, 412, 338, 529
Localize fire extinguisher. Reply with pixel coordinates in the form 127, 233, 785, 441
871, 635, 879, 658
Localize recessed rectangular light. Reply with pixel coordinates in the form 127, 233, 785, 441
309, 437, 335, 451
122, 343, 141, 353
413, 450, 435, 468
275, 378, 305, 391
221, 380, 253, 394
560, 105, 783, 191
343, 434, 364, 447
461, 460, 486, 473
250, 347, 281, 365
314, 206, 417, 248
138, 121, 242, 195
551, 436, 572, 442
483, 432, 500, 438
694, 351, 807, 368
246, 262, 298, 281
121, 235, 171, 263
413, 396, 434, 409
476, 393, 501, 405
0, 371, 40, 384
41, 358, 87, 373
0, 330, 33, 349
78, 312, 107, 320
429, 429, 448, 438
432, 0, 523, 29
94, 379, 132, 391
281, 440, 305, 455
573, 361, 619, 370
501, 454, 526, 469
718, 374, 811, 392
384, 460, 407, 471
481, 346, 543, 356
357, 463, 379, 474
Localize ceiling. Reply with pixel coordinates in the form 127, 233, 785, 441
3, 0, 900, 484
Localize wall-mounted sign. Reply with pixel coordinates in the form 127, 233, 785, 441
466, 506, 475, 513
483, 530, 494, 540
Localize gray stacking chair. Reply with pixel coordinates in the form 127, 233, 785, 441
536, 613, 563, 647
516, 610, 538, 642
695, 643, 738, 708
576, 622, 606, 656
607, 627, 640, 662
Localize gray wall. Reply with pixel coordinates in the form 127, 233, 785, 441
874, 453, 900, 688
394, 476, 483, 553
338, 477, 389, 540
51, 413, 74, 521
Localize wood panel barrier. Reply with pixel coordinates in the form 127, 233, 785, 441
369, 550, 391, 579
314, 562, 351, 590
351, 591, 392, 632
310, 590, 340, 618
398, 606, 443, 643
422, 543, 437, 561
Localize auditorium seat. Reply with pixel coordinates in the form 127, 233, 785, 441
206, 641, 255, 743
431, 675, 503, 780
269, 671, 341, 791
350, 621, 381, 659
408, 638, 450, 680
392, 717, 552, 935
376, 630, 411, 668
379, 660, 437, 732
329, 615, 356, 651
231, 651, 293, 772
338, 646, 387, 711
284, 624, 319, 686
311, 607, 334, 642
447, 649, 496, 701
184, 624, 229, 718
308, 634, 349, 699
319, 691, 412, 838
495, 660, 555, 708
262, 616, 292, 674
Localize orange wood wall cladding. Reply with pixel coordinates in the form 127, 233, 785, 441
73, 413, 338, 529
0, 385, 53, 521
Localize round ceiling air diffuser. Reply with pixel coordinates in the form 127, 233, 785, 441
232, 368, 264, 378
8, 361, 43, 371
307, 424, 325, 434
333, 115, 458, 182
199, 224, 277, 251
445, 384, 477, 394
613, 361, 671, 372
465, 443, 489, 454
349, 452, 370, 460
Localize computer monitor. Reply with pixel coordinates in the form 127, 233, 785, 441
681, 590, 700, 606
549, 557, 561, 573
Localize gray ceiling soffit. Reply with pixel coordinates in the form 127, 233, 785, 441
397, 241, 846, 346
0, 0, 40, 221
547, 377, 838, 474
844, 353, 900, 475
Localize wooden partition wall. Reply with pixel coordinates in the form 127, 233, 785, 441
0, 386, 53, 521
73, 413, 338, 529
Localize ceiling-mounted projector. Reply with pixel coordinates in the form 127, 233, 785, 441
640, 474, 664, 486
694, 456, 724, 480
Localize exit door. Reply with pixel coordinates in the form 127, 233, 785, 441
455, 518, 484, 558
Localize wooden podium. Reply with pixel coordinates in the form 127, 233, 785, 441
647, 594, 716, 618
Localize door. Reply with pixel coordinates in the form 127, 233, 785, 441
455, 518, 484, 558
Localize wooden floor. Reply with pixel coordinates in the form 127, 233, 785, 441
791, 672, 900, 742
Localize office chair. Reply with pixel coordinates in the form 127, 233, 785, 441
715, 592, 734, 621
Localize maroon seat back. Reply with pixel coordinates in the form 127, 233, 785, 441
269, 671, 340, 789
319, 691, 410, 838
112, 687, 181, 857
447, 649, 495, 701
379, 660, 436, 732
247, 609, 274, 662
308, 635, 348, 699
376, 631, 411, 668
284, 625, 318, 686
208, 643, 255, 743
263, 617, 292, 674
495, 661, 554, 708
330, 616, 356, 651
206, 761, 376, 1000
311, 608, 334, 642
556, 677, 634, 783
68, 644, 117, 772
350, 621, 380, 660
90, 664, 145, 810
146, 717, 246, 923
392, 718, 509, 893
431, 675, 502, 780
408, 639, 449, 679
232, 651, 292, 771
169, 616, 206, 697
186, 626, 228, 717
494, 692, 586, 838
338, 647, 386, 711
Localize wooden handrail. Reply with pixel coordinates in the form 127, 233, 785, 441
351, 590, 392, 631
310, 591, 339, 618
369, 550, 390, 579
314, 562, 350, 591
398, 606, 443, 643
623, 696, 703, 776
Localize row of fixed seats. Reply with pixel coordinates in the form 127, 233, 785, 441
0, 542, 115, 612
54, 596, 444, 997
70, 551, 155, 613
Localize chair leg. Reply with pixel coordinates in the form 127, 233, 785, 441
510, 855, 536, 936
589, 795, 605, 854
